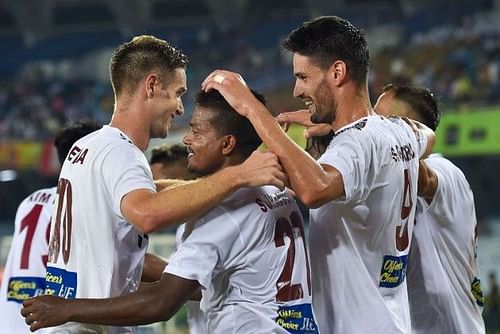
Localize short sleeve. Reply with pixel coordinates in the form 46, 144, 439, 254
425, 157, 474, 225
101, 146, 156, 218
318, 133, 367, 202
164, 207, 242, 289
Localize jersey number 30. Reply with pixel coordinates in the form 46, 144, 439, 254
48, 178, 73, 264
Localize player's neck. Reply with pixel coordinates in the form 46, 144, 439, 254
110, 104, 150, 151
331, 87, 374, 131
220, 154, 246, 172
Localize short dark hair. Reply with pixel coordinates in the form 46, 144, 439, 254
150, 144, 188, 165
194, 89, 265, 157
110, 35, 188, 96
282, 16, 369, 85
383, 84, 441, 130
54, 121, 101, 165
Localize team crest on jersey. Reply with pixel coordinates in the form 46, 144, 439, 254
471, 277, 484, 307
379, 255, 408, 288
44, 266, 77, 299
276, 303, 319, 333
6, 276, 46, 303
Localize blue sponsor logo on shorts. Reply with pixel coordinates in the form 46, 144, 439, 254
276, 303, 319, 333
6, 276, 46, 303
44, 266, 77, 299
379, 255, 408, 288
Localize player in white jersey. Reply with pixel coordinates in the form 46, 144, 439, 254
150, 144, 207, 334
201, 16, 435, 333
174, 225, 207, 334
22, 35, 286, 334
375, 84, 486, 333
0, 121, 100, 334
22, 89, 318, 334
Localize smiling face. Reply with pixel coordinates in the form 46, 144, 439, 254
149, 67, 187, 139
182, 107, 226, 176
292, 53, 337, 125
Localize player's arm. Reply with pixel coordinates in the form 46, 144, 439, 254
122, 150, 286, 233
141, 253, 168, 282
400, 117, 435, 158
154, 179, 196, 192
22, 273, 199, 331
275, 109, 333, 138
417, 159, 438, 200
202, 70, 344, 208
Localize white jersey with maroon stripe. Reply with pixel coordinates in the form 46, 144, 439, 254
0, 187, 55, 334
166, 186, 318, 334
44, 125, 155, 334
407, 154, 485, 334
309, 116, 427, 334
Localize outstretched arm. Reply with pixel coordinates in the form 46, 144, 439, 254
22, 273, 199, 332
201, 70, 344, 208
122, 150, 287, 233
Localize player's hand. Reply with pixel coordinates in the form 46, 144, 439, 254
201, 70, 264, 117
238, 150, 287, 190
21, 295, 70, 331
276, 110, 333, 138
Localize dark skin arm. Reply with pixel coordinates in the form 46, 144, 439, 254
141, 253, 168, 282
140, 253, 201, 300
417, 159, 439, 201
21, 273, 199, 332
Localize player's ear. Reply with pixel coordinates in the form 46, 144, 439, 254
330, 60, 347, 86
144, 73, 159, 99
222, 135, 236, 155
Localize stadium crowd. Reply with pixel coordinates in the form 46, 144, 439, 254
1, 11, 499, 141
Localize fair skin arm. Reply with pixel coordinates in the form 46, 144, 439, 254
276, 109, 333, 138
154, 179, 196, 192
22, 273, 199, 331
122, 150, 286, 233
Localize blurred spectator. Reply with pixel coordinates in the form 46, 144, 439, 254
485, 271, 500, 333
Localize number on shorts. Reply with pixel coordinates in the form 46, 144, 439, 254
274, 211, 311, 302
48, 178, 73, 264
396, 169, 412, 251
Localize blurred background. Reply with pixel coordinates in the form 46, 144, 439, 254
0, 0, 499, 332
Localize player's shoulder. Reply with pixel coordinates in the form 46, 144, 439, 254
216, 186, 295, 217
332, 116, 370, 140
425, 154, 470, 186
73, 126, 144, 164
425, 154, 463, 176
79, 126, 132, 148
19, 186, 57, 206
331, 116, 405, 143
230, 185, 292, 202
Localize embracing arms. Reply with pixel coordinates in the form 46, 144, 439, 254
122, 150, 286, 233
